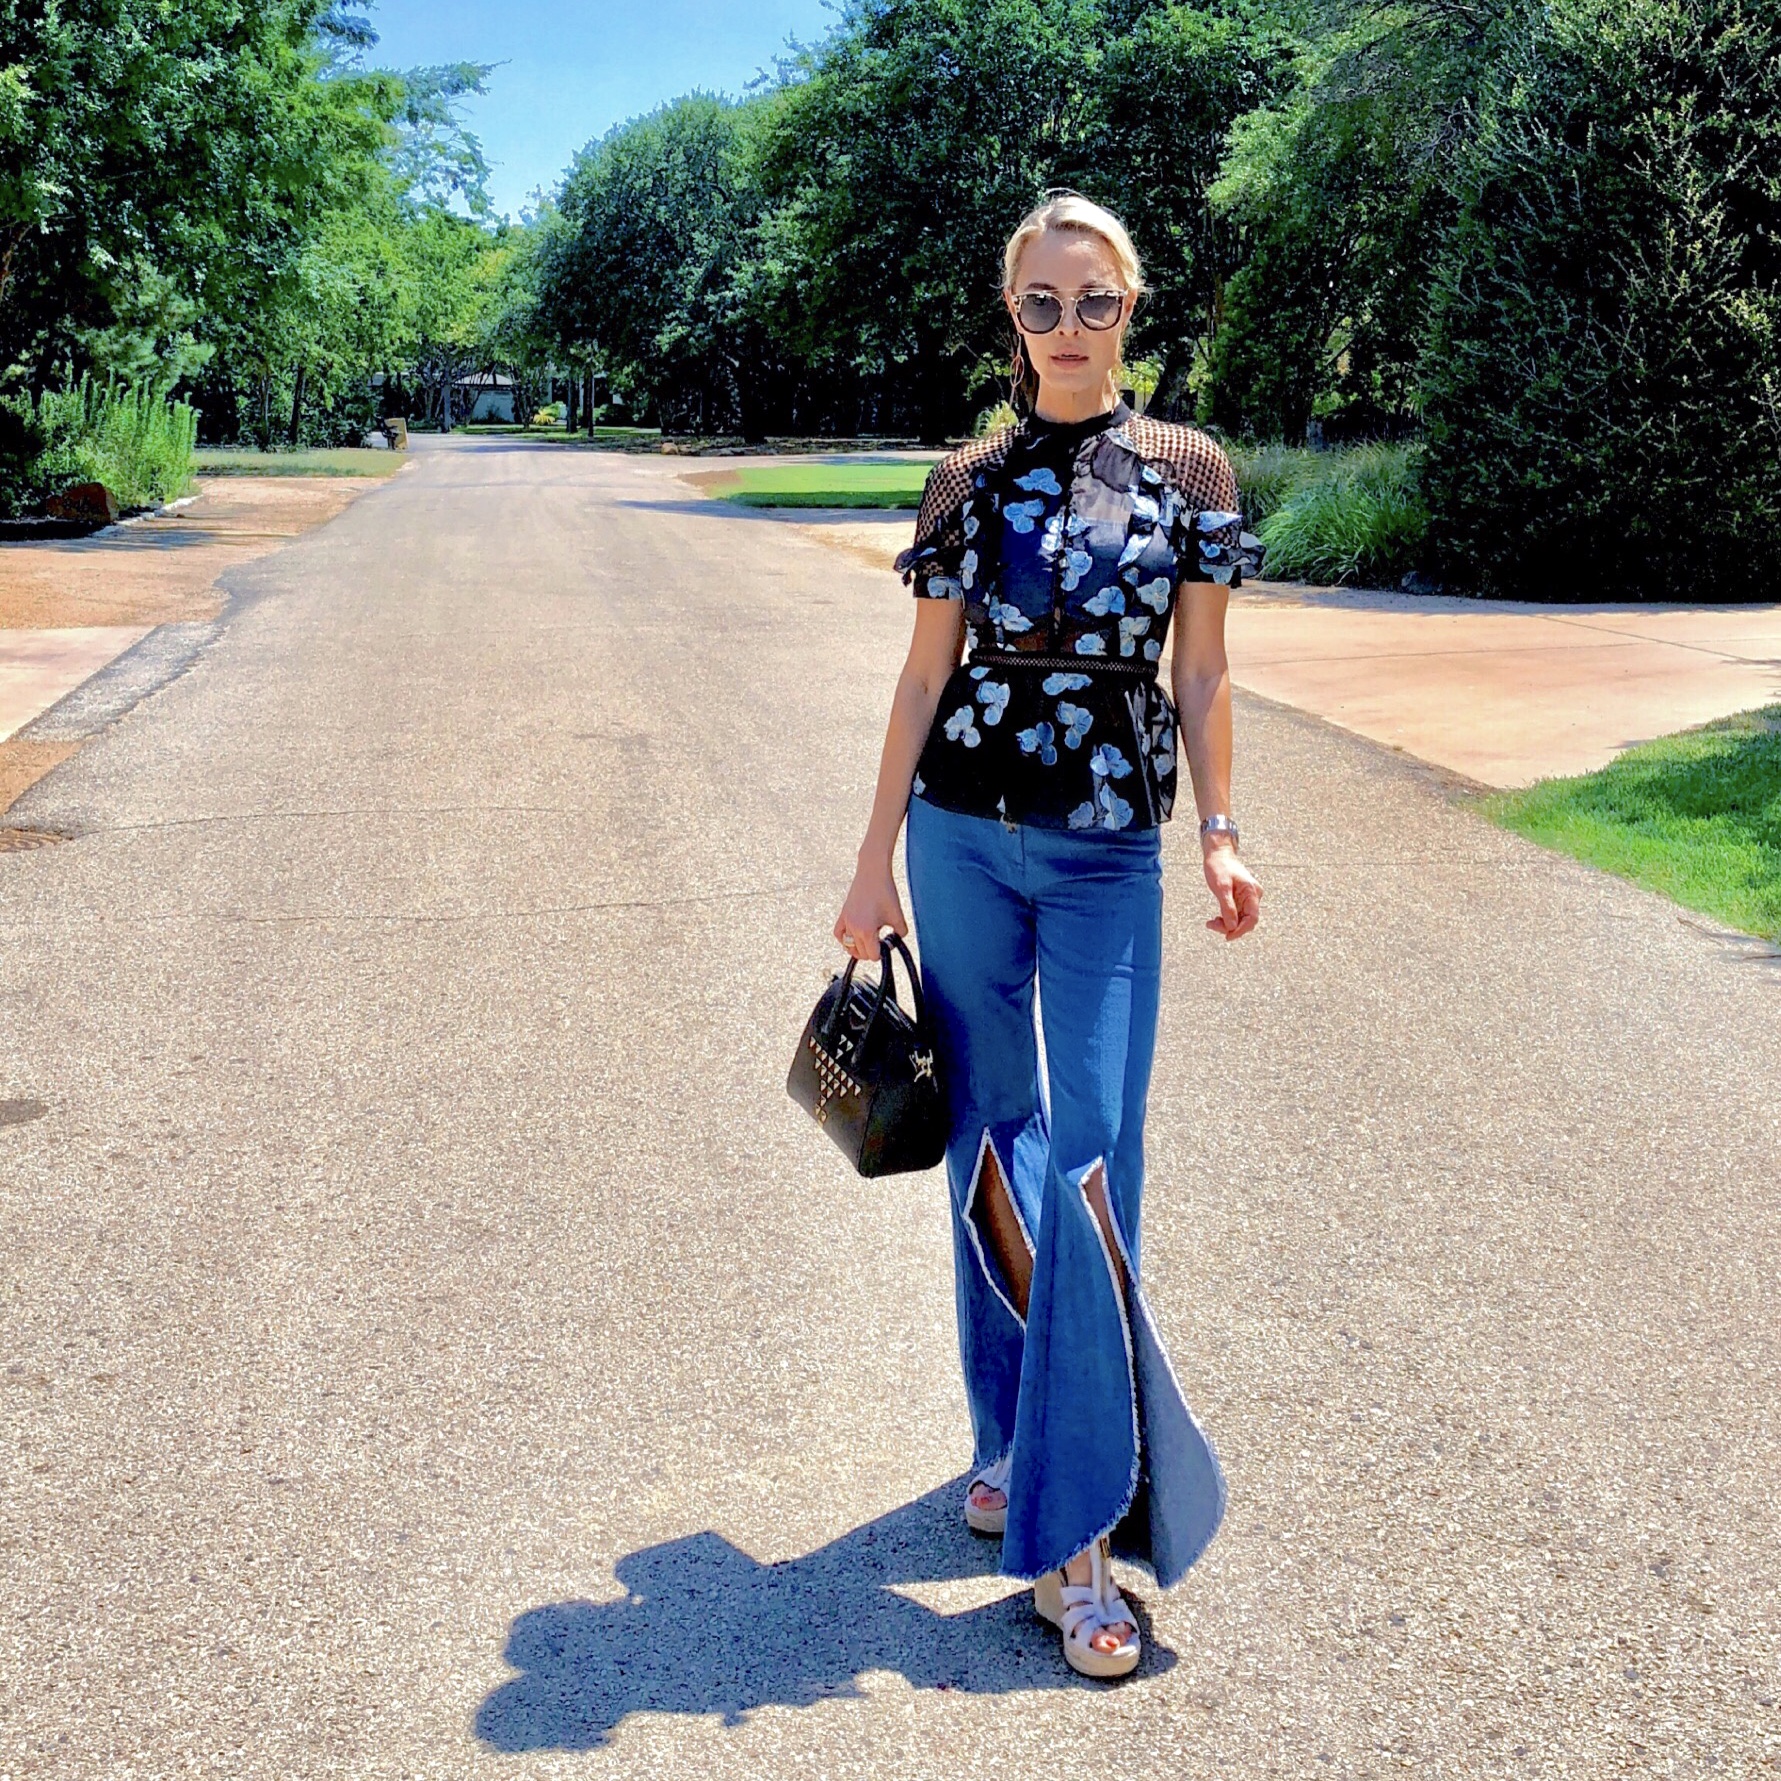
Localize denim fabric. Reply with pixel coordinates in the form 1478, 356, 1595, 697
906, 794, 1226, 1588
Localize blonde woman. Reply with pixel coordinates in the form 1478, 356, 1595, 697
835, 192, 1261, 1679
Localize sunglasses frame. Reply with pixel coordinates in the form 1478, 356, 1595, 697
1010, 286, 1129, 335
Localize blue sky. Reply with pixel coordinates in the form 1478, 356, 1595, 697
365, 0, 838, 219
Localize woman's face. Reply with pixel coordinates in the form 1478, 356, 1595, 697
1004, 229, 1130, 409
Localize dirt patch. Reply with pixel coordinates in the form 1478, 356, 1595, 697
679, 468, 743, 497
0, 475, 384, 629
0, 739, 78, 813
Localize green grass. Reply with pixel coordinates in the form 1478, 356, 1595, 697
1484, 706, 1781, 940
193, 447, 407, 478
712, 462, 935, 508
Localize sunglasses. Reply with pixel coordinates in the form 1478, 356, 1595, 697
1012, 287, 1127, 334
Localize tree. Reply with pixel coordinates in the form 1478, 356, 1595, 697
1418, 0, 1781, 598
0, 0, 389, 391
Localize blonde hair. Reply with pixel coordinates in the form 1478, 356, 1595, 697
1003, 191, 1146, 414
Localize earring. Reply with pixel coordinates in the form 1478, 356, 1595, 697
1009, 337, 1029, 414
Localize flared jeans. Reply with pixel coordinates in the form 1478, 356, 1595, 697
905, 796, 1225, 1587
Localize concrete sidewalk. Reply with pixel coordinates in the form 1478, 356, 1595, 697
751, 499, 1781, 786
3, 436, 1778, 1777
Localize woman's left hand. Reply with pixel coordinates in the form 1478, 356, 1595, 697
1203, 844, 1261, 941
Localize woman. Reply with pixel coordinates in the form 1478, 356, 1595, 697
834, 192, 1262, 1679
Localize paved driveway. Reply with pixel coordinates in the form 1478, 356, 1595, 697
2, 436, 1777, 1777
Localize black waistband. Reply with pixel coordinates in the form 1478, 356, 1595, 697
966, 653, 1155, 677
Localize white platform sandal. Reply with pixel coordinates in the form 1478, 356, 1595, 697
963, 1452, 1011, 1536
1033, 1538, 1141, 1679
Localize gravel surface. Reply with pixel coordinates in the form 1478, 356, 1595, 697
2, 435, 1777, 1778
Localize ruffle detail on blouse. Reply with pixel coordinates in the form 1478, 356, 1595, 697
1193, 510, 1266, 587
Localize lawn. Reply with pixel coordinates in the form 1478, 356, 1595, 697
705, 461, 935, 508
194, 447, 407, 477
1484, 705, 1781, 940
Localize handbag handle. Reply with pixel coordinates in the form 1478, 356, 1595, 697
823, 931, 928, 1052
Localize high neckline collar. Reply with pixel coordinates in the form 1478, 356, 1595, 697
1023, 398, 1131, 447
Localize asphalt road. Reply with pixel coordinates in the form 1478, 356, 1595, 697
2, 436, 1777, 1778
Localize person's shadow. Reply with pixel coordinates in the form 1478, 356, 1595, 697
475, 1480, 1176, 1750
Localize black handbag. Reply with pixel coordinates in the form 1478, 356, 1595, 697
787, 932, 947, 1176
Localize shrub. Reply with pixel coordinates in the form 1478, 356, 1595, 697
1419, 0, 1781, 600
1249, 441, 1428, 586
1226, 440, 1313, 529
4, 377, 198, 514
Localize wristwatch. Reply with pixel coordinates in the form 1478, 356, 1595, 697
1199, 813, 1240, 849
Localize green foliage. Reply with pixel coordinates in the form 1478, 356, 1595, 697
1419, 0, 1781, 600
1204, 3, 1486, 441
1485, 707, 1781, 940
540, 95, 772, 436
0, 1, 392, 389
1252, 442, 1428, 584
4, 378, 197, 513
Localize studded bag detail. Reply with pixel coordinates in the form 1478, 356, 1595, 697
787, 932, 947, 1177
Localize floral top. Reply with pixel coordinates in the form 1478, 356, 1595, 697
895, 401, 1262, 832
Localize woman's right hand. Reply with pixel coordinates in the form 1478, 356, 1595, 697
834, 857, 908, 960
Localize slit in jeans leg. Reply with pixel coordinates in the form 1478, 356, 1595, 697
961, 1129, 1035, 1325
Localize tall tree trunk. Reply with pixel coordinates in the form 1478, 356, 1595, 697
585, 371, 596, 436
441, 369, 453, 432
288, 363, 306, 445
566, 373, 579, 432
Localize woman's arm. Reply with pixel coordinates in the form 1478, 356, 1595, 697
834, 598, 965, 958
1172, 581, 1262, 942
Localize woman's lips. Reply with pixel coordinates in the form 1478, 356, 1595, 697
1050, 352, 1090, 366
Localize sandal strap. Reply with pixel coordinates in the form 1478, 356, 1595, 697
969, 1452, 1012, 1494
1058, 1543, 1134, 1643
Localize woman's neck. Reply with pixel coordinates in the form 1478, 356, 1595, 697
1030, 381, 1120, 425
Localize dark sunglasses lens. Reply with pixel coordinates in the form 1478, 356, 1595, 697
1078, 292, 1124, 330
1017, 293, 1063, 334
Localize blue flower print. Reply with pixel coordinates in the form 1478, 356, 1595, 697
1117, 531, 1149, 569
1143, 638, 1162, 662
1014, 467, 1062, 496
1089, 743, 1133, 781
1060, 548, 1094, 592
1095, 783, 1135, 829
1197, 509, 1244, 534
1042, 672, 1092, 695
963, 510, 980, 540
926, 575, 963, 600
1067, 800, 1098, 830
1081, 585, 1125, 617
944, 706, 981, 748
1140, 464, 1162, 487
1119, 614, 1151, 656
1150, 720, 1175, 780
1056, 702, 1094, 748
1066, 510, 1093, 539
1130, 490, 1160, 527
961, 548, 978, 591
912, 772, 926, 796
988, 596, 1033, 635
1073, 633, 1107, 656
1005, 498, 1046, 534
1038, 510, 1065, 558
1158, 486, 1181, 531
975, 680, 1011, 725
1016, 721, 1058, 765
1133, 574, 1171, 612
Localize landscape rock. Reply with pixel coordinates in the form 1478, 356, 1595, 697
44, 482, 119, 526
